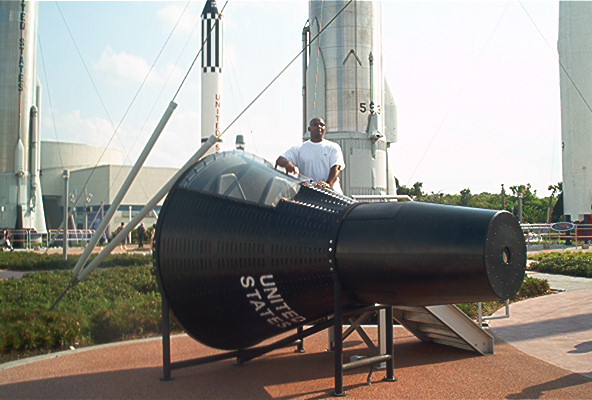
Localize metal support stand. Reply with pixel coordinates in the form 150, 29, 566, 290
296, 326, 306, 353
333, 271, 346, 396
331, 270, 396, 396
160, 278, 396, 396
162, 295, 172, 381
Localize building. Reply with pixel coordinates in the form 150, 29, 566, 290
40, 141, 177, 237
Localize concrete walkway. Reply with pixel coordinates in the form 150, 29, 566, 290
489, 289, 592, 380
526, 270, 592, 292
488, 265, 592, 381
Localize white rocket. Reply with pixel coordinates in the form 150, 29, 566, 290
558, 2, 592, 224
201, 0, 223, 153
0, 0, 46, 232
304, 0, 397, 196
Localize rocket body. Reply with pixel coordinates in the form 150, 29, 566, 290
201, 0, 223, 154
0, 0, 46, 232
559, 2, 592, 222
305, 0, 397, 196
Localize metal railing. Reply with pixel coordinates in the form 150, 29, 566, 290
522, 223, 592, 247
46, 229, 97, 248
477, 299, 510, 327
351, 194, 413, 202
1, 229, 97, 250
1, 229, 43, 249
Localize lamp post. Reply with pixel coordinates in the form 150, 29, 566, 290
62, 170, 69, 260
518, 191, 524, 223
84, 191, 93, 230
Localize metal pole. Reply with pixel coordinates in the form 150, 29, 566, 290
76, 134, 218, 282
332, 271, 345, 397
378, 308, 387, 369
295, 326, 305, 353
162, 294, 172, 381
71, 101, 177, 275
384, 306, 396, 382
128, 205, 132, 246
302, 22, 309, 137
62, 169, 69, 260
518, 192, 523, 223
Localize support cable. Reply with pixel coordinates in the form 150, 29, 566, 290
519, 1, 592, 117
405, 2, 511, 187
38, 37, 64, 169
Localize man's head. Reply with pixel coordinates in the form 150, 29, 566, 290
308, 117, 326, 142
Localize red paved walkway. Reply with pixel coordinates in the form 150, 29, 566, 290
0, 329, 590, 398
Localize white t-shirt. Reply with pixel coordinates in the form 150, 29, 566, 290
282, 140, 345, 194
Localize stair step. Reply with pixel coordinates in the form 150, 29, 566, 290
422, 331, 467, 345
393, 306, 429, 313
401, 312, 441, 326
392, 304, 494, 355
417, 324, 459, 338
431, 338, 474, 352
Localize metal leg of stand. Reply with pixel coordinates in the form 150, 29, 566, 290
333, 272, 346, 397
384, 305, 396, 382
161, 295, 172, 381
296, 326, 306, 353
327, 326, 335, 351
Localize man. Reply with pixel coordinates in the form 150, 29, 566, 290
2, 228, 14, 251
115, 222, 127, 250
137, 223, 146, 248
276, 117, 345, 194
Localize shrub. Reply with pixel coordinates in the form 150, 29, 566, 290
457, 275, 551, 319
528, 251, 592, 278
90, 293, 162, 343
0, 251, 152, 271
0, 306, 87, 353
0, 265, 174, 361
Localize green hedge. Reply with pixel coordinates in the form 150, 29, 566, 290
0, 266, 179, 361
528, 251, 592, 278
0, 251, 152, 271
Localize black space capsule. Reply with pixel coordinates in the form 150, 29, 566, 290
155, 151, 525, 350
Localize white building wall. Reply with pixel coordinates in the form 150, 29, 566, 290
40, 141, 177, 231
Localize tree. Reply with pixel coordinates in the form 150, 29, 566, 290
396, 181, 424, 197
459, 188, 471, 206
411, 183, 557, 223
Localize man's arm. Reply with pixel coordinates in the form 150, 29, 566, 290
325, 164, 342, 188
276, 155, 298, 174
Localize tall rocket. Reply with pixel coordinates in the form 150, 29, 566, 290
558, 2, 592, 224
0, 0, 46, 232
201, 0, 223, 153
304, 0, 397, 196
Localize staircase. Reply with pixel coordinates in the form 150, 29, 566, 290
392, 304, 494, 355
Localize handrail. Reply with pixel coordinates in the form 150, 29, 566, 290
521, 223, 592, 245
477, 299, 510, 327
351, 194, 413, 202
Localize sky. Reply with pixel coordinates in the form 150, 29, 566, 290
36, 0, 563, 196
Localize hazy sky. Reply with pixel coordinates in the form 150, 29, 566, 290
37, 0, 562, 196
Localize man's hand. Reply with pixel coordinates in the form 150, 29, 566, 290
276, 156, 299, 175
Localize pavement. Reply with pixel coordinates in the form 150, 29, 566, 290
0, 251, 591, 398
